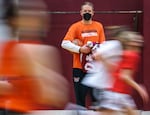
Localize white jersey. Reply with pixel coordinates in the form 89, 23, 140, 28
82, 40, 123, 89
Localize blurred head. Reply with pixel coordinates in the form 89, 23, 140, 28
105, 25, 130, 41
105, 25, 144, 51
13, 0, 49, 42
80, 1, 94, 22
117, 31, 144, 48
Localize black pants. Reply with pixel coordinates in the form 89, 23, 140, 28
0, 109, 26, 115
73, 68, 96, 107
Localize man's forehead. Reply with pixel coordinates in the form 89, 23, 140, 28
82, 5, 93, 10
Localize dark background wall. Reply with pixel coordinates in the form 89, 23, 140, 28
43, 0, 150, 110
143, 0, 150, 111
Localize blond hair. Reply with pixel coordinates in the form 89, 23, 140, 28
81, 1, 94, 10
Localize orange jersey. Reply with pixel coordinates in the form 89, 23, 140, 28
63, 21, 105, 68
0, 41, 41, 112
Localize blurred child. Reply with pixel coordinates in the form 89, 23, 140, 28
93, 30, 149, 115
82, 26, 128, 110
0, 0, 69, 115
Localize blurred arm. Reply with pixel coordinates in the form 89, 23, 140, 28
120, 69, 149, 103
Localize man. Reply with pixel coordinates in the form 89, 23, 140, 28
61, 1, 105, 107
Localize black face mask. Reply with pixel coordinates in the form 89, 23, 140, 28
83, 13, 92, 21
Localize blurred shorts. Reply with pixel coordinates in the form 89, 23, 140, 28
95, 90, 136, 112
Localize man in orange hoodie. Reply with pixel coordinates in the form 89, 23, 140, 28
61, 1, 105, 107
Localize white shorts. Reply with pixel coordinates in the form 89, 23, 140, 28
98, 91, 136, 112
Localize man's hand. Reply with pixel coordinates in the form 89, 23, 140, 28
79, 45, 91, 54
